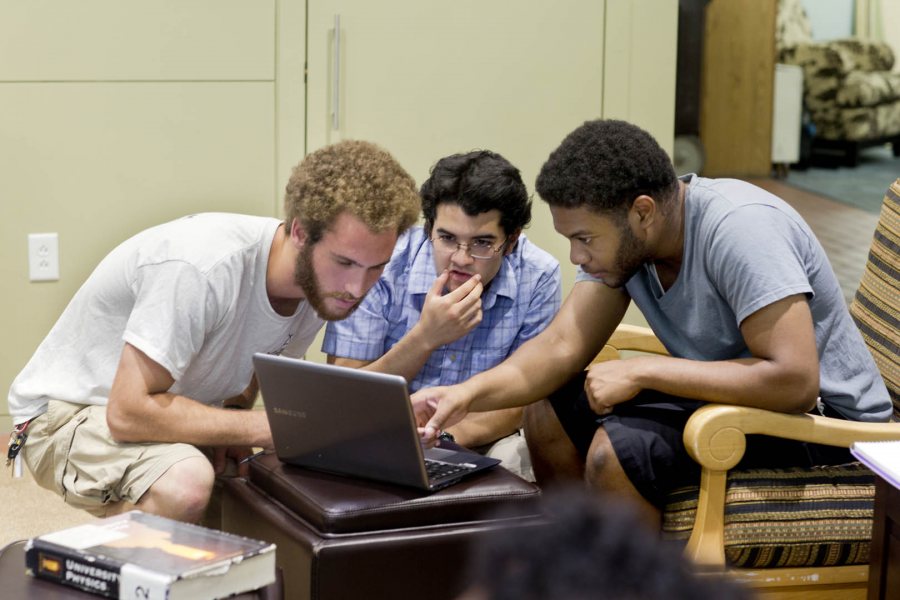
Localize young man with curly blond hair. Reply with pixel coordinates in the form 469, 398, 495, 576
9, 140, 420, 522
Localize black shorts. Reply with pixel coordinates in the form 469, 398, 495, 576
548, 371, 854, 507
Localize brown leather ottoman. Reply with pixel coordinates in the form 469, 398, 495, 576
221, 454, 542, 600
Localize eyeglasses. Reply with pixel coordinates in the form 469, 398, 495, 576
430, 234, 507, 260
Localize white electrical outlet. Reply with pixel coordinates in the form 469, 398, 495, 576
28, 233, 60, 282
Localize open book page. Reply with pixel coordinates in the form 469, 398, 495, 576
851, 440, 900, 489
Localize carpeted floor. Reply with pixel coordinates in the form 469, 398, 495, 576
785, 144, 899, 214
0, 463, 98, 548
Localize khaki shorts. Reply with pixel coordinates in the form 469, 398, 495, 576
22, 400, 204, 516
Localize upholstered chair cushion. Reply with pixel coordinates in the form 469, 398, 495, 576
830, 39, 895, 73
839, 71, 900, 108
662, 464, 874, 568
813, 102, 900, 140
789, 41, 900, 107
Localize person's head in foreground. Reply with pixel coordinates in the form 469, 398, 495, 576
460, 485, 752, 600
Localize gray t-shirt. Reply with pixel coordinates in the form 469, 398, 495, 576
577, 175, 891, 422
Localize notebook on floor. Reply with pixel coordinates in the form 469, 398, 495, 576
252, 353, 500, 492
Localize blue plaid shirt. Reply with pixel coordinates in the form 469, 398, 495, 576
322, 226, 561, 392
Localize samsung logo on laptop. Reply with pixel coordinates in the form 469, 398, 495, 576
273, 407, 306, 419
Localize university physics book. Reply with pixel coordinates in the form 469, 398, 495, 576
25, 510, 275, 600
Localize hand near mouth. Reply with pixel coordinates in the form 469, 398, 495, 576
415, 270, 484, 349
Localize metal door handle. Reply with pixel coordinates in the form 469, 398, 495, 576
332, 14, 341, 131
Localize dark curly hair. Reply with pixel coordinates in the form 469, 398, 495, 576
463, 485, 752, 600
284, 140, 420, 244
420, 150, 531, 237
536, 119, 678, 218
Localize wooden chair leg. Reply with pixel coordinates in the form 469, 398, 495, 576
685, 467, 727, 567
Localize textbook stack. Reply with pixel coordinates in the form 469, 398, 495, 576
24, 510, 275, 599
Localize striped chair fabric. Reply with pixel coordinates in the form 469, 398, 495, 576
661, 179, 900, 569
850, 179, 900, 418
662, 464, 874, 568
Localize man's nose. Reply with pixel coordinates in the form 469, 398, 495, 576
569, 242, 592, 267
450, 245, 475, 266
346, 269, 380, 298
344, 271, 369, 298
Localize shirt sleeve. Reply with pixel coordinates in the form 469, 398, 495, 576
321, 278, 394, 360
508, 261, 562, 354
706, 205, 814, 325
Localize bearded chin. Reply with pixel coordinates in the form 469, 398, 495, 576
607, 226, 649, 288
294, 246, 359, 322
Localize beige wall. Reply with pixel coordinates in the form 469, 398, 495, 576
0, 1, 305, 429
1, 1, 675, 427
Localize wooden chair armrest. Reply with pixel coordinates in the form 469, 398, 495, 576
593, 324, 669, 364
606, 324, 669, 355
684, 404, 900, 471
682, 403, 900, 567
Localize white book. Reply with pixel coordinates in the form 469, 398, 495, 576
25, 510, 276, 600
850, 440, 900, 490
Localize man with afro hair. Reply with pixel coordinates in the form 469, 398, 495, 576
413, 119, 890, 526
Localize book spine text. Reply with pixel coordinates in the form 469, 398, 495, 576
26, 543, 121, 599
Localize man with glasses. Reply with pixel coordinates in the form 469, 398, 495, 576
323, 150, 560, 478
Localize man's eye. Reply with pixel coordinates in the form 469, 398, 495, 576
471, 240, 493, 250
438, 234, 456, 243
577, 237, 593, 245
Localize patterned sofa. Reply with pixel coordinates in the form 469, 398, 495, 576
776, 0, 900, 166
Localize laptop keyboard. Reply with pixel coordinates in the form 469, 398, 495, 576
425, 458, 476, 480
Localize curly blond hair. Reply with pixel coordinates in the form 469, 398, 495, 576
284, 140, 420, 243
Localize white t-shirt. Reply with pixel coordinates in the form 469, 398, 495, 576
9, 213, 324, 423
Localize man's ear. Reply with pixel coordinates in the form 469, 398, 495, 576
629, 195, 657, 234
503, 229, 522, 255
290, 218, 308, 249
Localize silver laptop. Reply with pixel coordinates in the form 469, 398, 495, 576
252, 353, 500, 491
